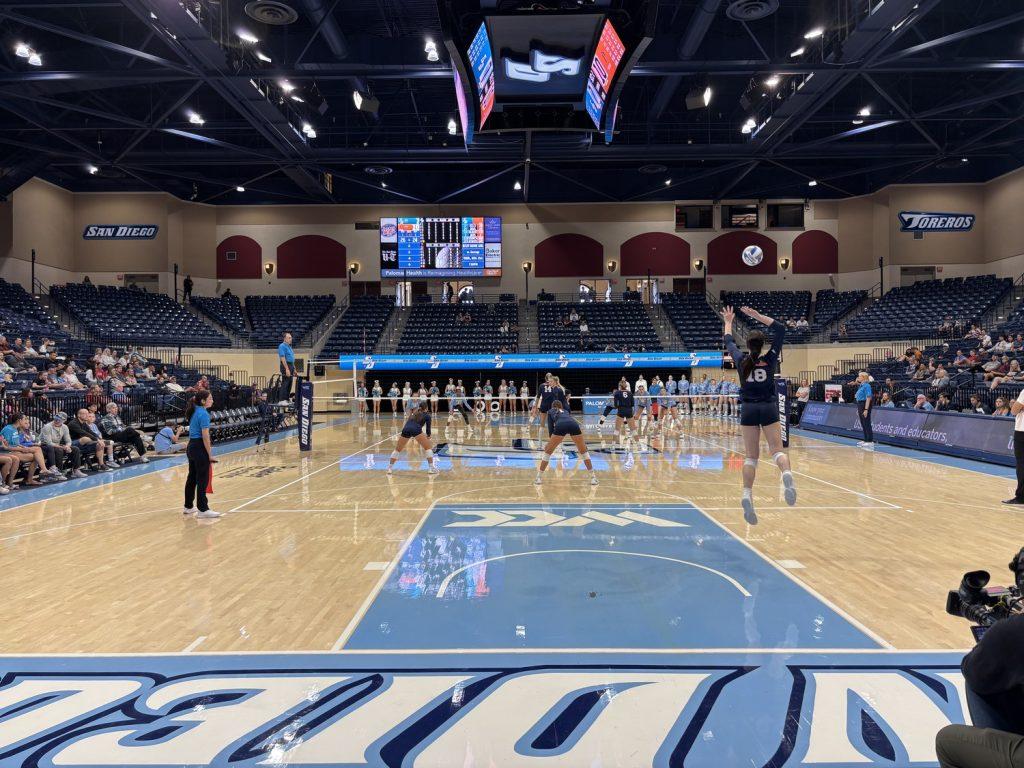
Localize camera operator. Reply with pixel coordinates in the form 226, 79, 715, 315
935, 612, 1024, 767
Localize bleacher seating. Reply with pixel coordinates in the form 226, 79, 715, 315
398, 303, 519, 353
722, 290, 812, 342
661, 293, 721, 350
191, 295, 247, 335
51, 283, 229, 347
813, 289, 866, 332
537, 302, 660, 352
321, 296, 394, 357
245, 295, 335, 348
836, 275, 1010, 341
0, 279, 66, 340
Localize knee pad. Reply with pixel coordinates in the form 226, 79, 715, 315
772, 451, 786, 463
425, 450, 433, 460
390, 451, 399, 460
543, 449, 554, 461
743, 458, 758, 467
580, 451, 590, 461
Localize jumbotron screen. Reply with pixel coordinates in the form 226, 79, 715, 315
379, 217, 502, 278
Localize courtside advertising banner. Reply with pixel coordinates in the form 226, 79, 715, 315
799, 402, 1014, 465
339, 351, 723, 371
298, 380, 313, 451
776, 377, 789, 447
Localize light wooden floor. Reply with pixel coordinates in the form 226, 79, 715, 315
0, 413, 1013, 654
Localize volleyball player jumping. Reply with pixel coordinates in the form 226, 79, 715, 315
386, 405, 439, 475
534, 401, 598, 486
721, 305, 797, 524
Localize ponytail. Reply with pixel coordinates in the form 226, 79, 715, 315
740, 333, 765, 380
186, 389, 210, 420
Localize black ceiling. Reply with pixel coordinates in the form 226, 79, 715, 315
0, 0, 1021, 204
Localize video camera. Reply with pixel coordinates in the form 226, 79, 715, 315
946, 547, 1024, 635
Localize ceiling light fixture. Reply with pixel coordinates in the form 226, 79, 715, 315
664, 179, 672, 186
741, 118, 756, 135
255, 51, 272, 63
290, 94, 303, 102
790, 46, 805, 57
237, 30, 259, 44
808, 180, 818, 187
27, 52, 41, 66
514, 180, 522, 191
764, 75, 780, 88
424, 38, 439, 62
804, 27, 825, 39
852, 119, 864, 125
86, 164, 98, 175
14, 43, 30, 58
447, 117, 457, 135
236, 186, 245, 192
703, 85, 712, 106
187, 110, 204, 125
279, 80, 295, 93
858, 106, 871, 117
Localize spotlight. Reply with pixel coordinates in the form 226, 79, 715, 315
447, 117, 457, 135
279, 80, 295, 93
86, 164, 98, 175
27, 52, 41, 66
764, 75, 780, 88
961, 157, 969, 163
236, 186, 245, 192
305, 128, 317, 138
664, 179, 672, 186
352, 90, 380, 116
808, 179, 818, 187
685, 86, 711, 110
187, 110, 204, 125
424, 38, 439, 62
852, 119, 864, 125
14, 43, 30, 58
255, 51, 272, 63
741, 118, 756, 134
237, 29, 259, 44
804, 27, 824, 39
290, 94, 303, 102
381, 181, 387, 188
789, 46, 806, 57
858, 106, 871, 117
514, 180, 522, 191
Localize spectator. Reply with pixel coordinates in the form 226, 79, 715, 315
991, 359, 1023, 390
100, 402, 149, 463
569, 308, 579, 324
182, 274, 193, 302
912, 363, 930, 381
1, 412, 42, 486
993, 397, 1011, 418
579, 318, 589, 337
929, 365, 951, 394
67, 408, 113, 471
154, 419, 186, 454
912, 394, 934, 411
983, 355, 1011, 382
935, 393, 954, 411
993, 334, 1013, 354
879, 392, 895, 408
952, 349, 968, 368
39, 412, 85, 478
795, 379, 810, 421
966, 394, 991, 415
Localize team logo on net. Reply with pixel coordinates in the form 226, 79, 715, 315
898, 211, 975, 232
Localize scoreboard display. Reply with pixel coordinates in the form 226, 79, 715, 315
379, 216, 502, 278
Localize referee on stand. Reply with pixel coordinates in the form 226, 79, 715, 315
854, 371, 875, 452
278, 331, 295, 405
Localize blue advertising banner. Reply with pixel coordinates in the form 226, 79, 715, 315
338, 352, 723, 371
298, 380, 313, 451
799, 402, 1014, 465
582, 395, 610, 414
776, 377, 789, 447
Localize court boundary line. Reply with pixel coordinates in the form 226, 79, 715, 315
0, 648, 967, 657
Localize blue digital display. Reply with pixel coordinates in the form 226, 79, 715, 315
467, 22, 495, 127
485, 216, 502, 242
380, 216, 502, 278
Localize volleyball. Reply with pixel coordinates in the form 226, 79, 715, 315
742, 245, 764, 266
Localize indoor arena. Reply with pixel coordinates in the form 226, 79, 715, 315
0, 1, 1022, 766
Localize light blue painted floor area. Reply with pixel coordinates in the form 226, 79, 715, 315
345, 502, 882, 651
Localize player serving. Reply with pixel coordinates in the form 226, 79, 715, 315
534, 401, 598, 486
721, 305, 797, 525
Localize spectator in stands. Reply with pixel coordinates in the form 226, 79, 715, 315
880, 392, 895, 408
983, 355, 1012, 382
796, 318, 809, 329
22, 338, 38, 357
913, 394, 934, 411
990, 359, 1024, 390
31, 372, 49, 392
138, 364, 156, 380
163, 375, 184, 394
182, 275, 193, 302
966, 394, 991, 415
993, 335, 1013, 354
912, 363, 930, 381
278, 331, 295, 403
85, 384, 108, 411
100, 402, 149, 463
99, 348, 115, 367
39, 412, 85, 478
936, 393, 954, 412
68, 408, 112, 471
62, 363, 85, 390
929, 365, 951, 394
953, 349, 968, 368
222, 287, 232, 298
569, 308, 579, 324
1, 413, 42, 486
993, 397, 1011, 418
154, 419, 186, 454
838, 323, 848, 338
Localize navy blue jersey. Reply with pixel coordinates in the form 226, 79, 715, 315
538, 384, 568, 411
613, 389, 634, 410
547, 409, 579, 435
725, 321, 785, 403
401, 411, 431, 437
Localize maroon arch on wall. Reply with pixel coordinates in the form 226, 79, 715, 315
534, 233, 604, 278
216, 235, 261, 279
620, 232, 690, 276
792, 230, 839, 274
277, 235, 347, 279
707, 231, 777, 275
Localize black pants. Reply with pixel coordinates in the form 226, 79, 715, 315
936, 724, 1024, 768
280, 375, 293, 402
43, 444, 80, 471
111, 428, 146, 457
184, 440, 210, 512
452, 403, 473, 425
797, 400, 807, 422
858, 406, 873, 442
1014, 430, 1024, 501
